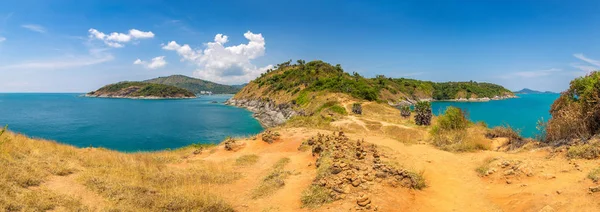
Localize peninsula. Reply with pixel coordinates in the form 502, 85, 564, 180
86, 82, 196, 99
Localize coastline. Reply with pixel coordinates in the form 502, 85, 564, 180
431, 95, 518, 103
391, 95, 518, 106
83, 94, 197, 100
225, 98, 301, 128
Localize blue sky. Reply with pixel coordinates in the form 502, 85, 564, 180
1, 0, 600, 92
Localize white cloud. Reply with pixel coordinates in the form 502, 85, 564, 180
499, 68, 562, 79
574, 53, 600, 67
572, 54, 600, 74
133, 56, 167, 69
0, 36, 5, 42
88, 28, 154, 48
162, 31, 271, 84
513, 68, 561, 78
21, 24, 46, 33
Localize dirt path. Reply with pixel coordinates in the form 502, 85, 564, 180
44, 173, 109, 211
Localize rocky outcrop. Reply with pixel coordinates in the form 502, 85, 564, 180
225, 98, 302, 128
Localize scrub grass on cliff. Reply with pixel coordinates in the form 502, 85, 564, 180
0, 131, 239, 211
251, 157, 292, 199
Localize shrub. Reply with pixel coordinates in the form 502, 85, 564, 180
431, 108, 489, 152
567, 143, 600, 159
295, 91, 310, 106
588, 167, 600, 182
414, 101, 432, 126
436, 106, 469, 131
546, 71, 600, 143
352, 103, 362, 115
328, 105, 347, 115
400, 105, 411, 118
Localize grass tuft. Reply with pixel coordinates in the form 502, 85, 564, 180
251, 158, 292, 199
235, 154, 260, 166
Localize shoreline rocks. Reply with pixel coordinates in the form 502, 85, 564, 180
225, 98, 303, 128
83, 94, 196, 100
390, 94, 517, 106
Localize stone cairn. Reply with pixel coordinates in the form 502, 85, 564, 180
223, 137, 244, 151
261, 130, 281, 144
301, 131, 423, 210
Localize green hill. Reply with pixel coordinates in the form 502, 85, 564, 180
236, 60, 514, 104
87, 82, 195, 98
144, 75, 240, 94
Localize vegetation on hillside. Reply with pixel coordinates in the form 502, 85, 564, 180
546, 71, 600, 143
245, 60, 512, 104
144, 75, 240, 94
88, 82, 195, 98
430, 106, 489, 152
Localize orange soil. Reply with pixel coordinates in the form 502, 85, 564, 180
39, 122, 600, 212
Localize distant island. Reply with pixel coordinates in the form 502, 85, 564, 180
86, 82, 196, 99
514, 88, 557, 94
144, 75, 240, 94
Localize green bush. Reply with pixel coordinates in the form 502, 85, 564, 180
547, 71, 600, 142
256, 60, 513, 103
436, 106, 469, 131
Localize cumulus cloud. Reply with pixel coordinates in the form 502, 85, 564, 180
21, 24, 46, 33
88, 28, 155, 48
162, 31, 271, 84
0, 36, 5, 42
133, 56, 167, 69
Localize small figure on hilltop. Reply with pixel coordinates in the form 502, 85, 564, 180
414, 101, 432, 126
352, 103, 362, 115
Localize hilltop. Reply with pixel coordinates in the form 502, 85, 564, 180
234, 60, 514, 105
228, 60, 514, 127
514, 88, 557, 94
86, 82, 196, 99
144, 75, 240, 94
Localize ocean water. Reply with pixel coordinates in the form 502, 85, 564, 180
0, 93, 263, 152
431, 93, 560, 138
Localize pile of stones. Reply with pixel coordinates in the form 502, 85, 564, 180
301, 131, 422, 210
223, 137, 244, 151
261, 130, 281, 144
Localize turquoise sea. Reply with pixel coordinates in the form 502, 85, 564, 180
431, 93, 560, 138
0, 94, 263, 152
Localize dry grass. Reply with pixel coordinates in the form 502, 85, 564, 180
486, 126, 528, 150
236, 154, 260, 166
0, 131, 239, 211
566, 142, 600, 160
475, 157, 499, 176
382, 125, 424, 144
251, 157, 292, 199
588, 167, 600, 182
301, 152, 334, 208
431, 127, 490, 152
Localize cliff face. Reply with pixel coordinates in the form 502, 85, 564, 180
225, 98, 302, 128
